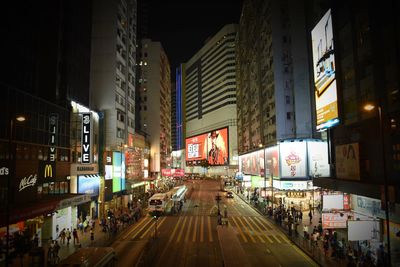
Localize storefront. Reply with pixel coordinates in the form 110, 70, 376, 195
70, 163, 100, 219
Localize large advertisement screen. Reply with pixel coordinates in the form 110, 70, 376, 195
78, 175, 100, 195
279, 141, 307, 178
185, 127, 229, 165
312, 9, 339, 131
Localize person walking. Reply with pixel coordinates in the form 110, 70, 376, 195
308, 210, 313, 225
90, 228, 94, 244
59, 228, 66, 244
73, 228, 79, 245
65, 228, 71, 245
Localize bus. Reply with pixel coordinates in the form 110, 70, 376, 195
148, 193, 169, 212
57, 247, 117, 267
171, 185, 187, 202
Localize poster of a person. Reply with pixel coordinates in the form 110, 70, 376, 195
206, 130, 228, 165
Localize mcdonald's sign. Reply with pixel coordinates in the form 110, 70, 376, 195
39, 161, 56, 180
44, 164, 53, 178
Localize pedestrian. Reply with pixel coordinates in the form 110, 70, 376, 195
323, 240, 329, 256
59, 228, 66, 244
299, 211, 303, 221
66, 228, 71, 245
53, 240, 60, 263
73, 228, 79, 244
308, 211, 313, 224
90, 228, 94, 243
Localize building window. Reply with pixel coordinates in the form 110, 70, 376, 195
117, 128, 125, 138
285, 96, 290, 104
286, 112, 291, 120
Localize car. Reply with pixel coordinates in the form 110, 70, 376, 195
226, 191, 234, 198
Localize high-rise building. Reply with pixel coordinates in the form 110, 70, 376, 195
307, 1, 400, 264
90, 0, 137, 150
184, 24, 238, 176
236, 0, 314, 155
137, 39, 171, 176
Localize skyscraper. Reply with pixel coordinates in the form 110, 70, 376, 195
90, 0, 137, 150
184, 24, 238, 176
137, 39, 171, 176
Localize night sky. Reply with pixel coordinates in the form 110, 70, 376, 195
143, 0, 243, 76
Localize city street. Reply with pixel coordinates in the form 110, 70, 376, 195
112, 179, 318, 267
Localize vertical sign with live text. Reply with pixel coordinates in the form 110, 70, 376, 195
49, 114, 58, 161
81, 113, 91, 164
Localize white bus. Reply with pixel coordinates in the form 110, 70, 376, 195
148, 193, 169, 212
171, 185, 187, 202
58, 247, 117, 267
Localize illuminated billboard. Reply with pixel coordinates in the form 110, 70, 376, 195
239, 149, 265, 176
185, 127, 229, 166
311, 9, 339, 131
112, 152, 125, 192
265, 146, 279, 179
279, 141, 307, 178
307, 141, 330, 177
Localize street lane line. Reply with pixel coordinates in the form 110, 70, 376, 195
142, 217, 166, 239
207, 216, 213, 242
200, 216, 204, 242
254, 217, 281, 243
168, 216, 183, 242
130, 217, 155, 239
122, 216, 150, 240
237, 217, 256, 243
242, 216, 264, 243
185, 216, 193, 242
176, 216, 188, 242
231, 216, 248, 243
236, 216, 256, 243
248, 216, 273, 243
192, 216, 198, 242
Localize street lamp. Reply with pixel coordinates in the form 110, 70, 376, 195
363, 103, 391, 265
6, 114, 26, 267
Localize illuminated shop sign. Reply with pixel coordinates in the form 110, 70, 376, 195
112, 152, 126, 192
81, 113, 91, 164
185, 127, 229, 166
311, 9, 339, 131
39, 161, 56, 179
19, 174, 38, 192
49, 114, 58, 161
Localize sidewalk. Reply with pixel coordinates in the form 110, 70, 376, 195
6, 215, 144, 267
235, 192, 350, 267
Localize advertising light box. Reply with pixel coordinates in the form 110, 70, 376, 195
348, 220, 380, 241
185, 127, 229, 166
78, 175, 100, 195
265, 146, 279, 178
112, 152, 125, 192
311, 9, 339, 131
279, 141, 307, 178
323, 194, 344, 211
322, 212, 351, 229
307, 141, 330, 177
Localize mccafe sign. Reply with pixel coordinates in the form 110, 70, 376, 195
81, 113, 91, 164
19, 174, 38, 192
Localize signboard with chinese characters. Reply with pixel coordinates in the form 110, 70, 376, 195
81, 113, 91, 164
322, 212, 352, 229
279, 141, 307, 178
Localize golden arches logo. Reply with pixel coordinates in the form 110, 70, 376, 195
44, 164, 53, 178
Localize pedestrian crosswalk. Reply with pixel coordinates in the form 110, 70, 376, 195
121, 215, 290, 244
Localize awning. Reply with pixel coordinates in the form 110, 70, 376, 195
0, 194, 91, 227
